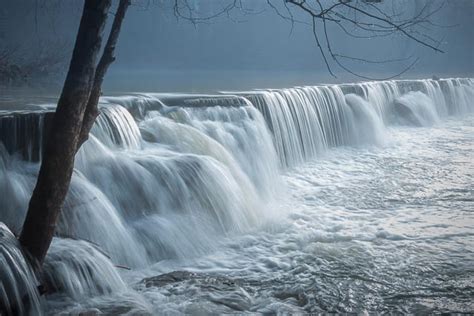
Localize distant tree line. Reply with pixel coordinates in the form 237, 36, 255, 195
0, 43, 67, 87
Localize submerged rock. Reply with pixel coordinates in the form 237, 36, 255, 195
142, 271, 198, 288
141, 270, 240, 289
139, 271, 253, 312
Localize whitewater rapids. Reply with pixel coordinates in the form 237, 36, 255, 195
0, 78, 473, 314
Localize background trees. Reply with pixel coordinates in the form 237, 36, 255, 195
2, 0, 470, 90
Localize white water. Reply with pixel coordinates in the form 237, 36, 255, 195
0, 78, 473, 314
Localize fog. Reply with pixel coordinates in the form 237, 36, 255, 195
2, 0, 473, 92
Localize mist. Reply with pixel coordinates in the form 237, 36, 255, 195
1, 0, 473, 91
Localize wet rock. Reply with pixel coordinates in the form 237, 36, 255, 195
142, 271, 198, 288
274, 291, 309, 307
139, 271, 253, 312
141, 270, 241, 289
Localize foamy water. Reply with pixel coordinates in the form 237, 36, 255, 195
0, 78, 473, 314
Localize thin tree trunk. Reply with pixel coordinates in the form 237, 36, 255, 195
78, 0, 131, 149
19, 0, 112, 265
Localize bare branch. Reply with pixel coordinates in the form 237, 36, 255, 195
340, 1, 444, 53
283, 0, 446, 80
149, 0, 449, 81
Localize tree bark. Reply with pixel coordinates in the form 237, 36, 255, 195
78, 0, 131, 149
19, 0, 112, 265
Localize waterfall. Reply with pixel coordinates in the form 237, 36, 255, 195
394, 91, 440, 126
0, 111, 54, 161
43, 238, 127, 300
242, 78, 473, 167
0, 77, 473, 314
0, 223, 43, 315
91, 105, 142, 150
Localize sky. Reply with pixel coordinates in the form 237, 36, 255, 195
1, 0, 473, 92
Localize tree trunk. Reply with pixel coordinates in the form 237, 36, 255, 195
78, 0, 131, 149
19, 0, 112, 265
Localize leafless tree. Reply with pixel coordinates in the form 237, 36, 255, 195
20, 0, 131, 267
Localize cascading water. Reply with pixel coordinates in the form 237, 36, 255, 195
394, 91, 440, 126
1, 77, 473, 314
0, 223, 42, 315
241, 78, 473, 167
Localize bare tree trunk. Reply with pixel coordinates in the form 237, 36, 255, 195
78, 0, 131, 149
19, 0, 112, 265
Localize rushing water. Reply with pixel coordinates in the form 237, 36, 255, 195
0, 78, 473, 314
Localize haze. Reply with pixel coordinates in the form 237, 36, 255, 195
2, 0, 473, 92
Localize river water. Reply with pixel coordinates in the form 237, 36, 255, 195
0, 78, 473, 314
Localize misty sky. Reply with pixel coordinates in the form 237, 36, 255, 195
1, 0, 473, 92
